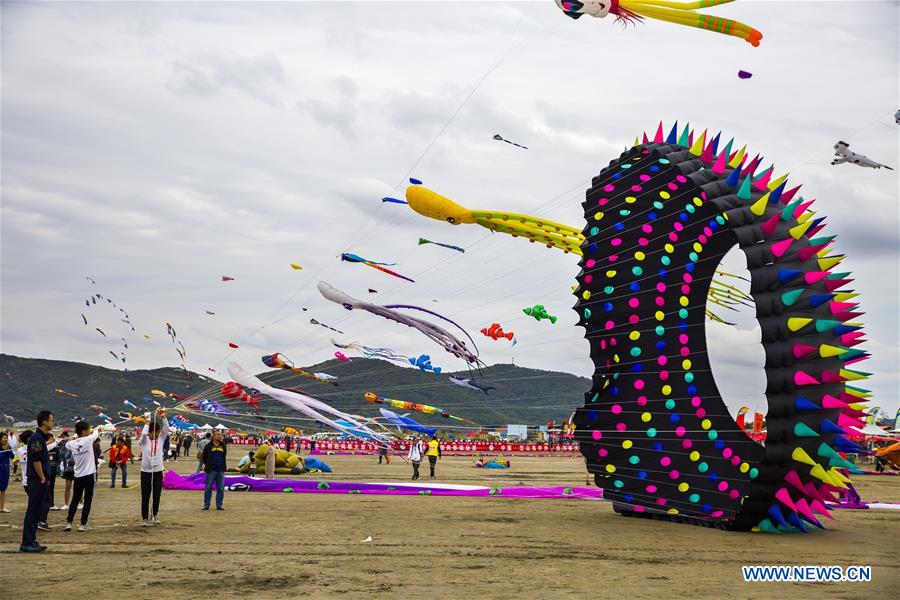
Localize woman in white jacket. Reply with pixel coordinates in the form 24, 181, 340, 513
140, 413, 169, 527
407, 439, 422, 480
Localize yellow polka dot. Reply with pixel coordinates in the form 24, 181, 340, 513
667, 508, 679, 515
679, 296, 689, 307
740, 463, 750, 473
654, 310, 664, 321
692, 197, 703, 206
625, 196, 637, 204
594, 212, 604, 221
629, 331, 641, 341
662, 385, 672, 395
606, 270, 617, 278
701, 419, 712, 430
664, 243, 675, 253
659, 191, 671, 200
582, 290, 591, 300
605, 464, 616, 474
723, 212, 729, 221
613, 354, 620, 363
641, 412, 651, 423
689, 451, 700, 461
622, 440, 633, 449
634, 251, 646, 261
678, 482, 689, 493
693, 242, 703, 253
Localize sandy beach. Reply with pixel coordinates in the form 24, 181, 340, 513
1, 453, 896, 598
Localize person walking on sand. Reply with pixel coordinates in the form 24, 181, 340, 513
109, 437, 131, 488
426, 436, 441, 478
201, 430, 227, 511
407, 438, 422, 480
64, 420, 101, 532
20, 410, 55, 552
378, 444, 390, 464
0, 432, 12, 512
264, 441, 276, 479
140, 414, 169, 527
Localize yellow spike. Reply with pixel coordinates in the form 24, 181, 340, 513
833, 292, 859, 302
816, 248, 833, 258
839, 369, 868, 381
767, 172, 790, 191
571, 284, 579, 292
831, 468, 853, 483
787, 317, 813, 332
809, 463, 831, 483
689, 129, 707, 156
791, 447, 816, 466
818, 256, 844, 271
819, 344, 846, 358
848, 402, 868, 410
789, 220, 814, 240
728, 145, 747, 168
749, 192, 770, 216
826, 470, 849, 489
796, 211, 815, 224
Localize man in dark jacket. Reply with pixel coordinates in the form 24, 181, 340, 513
201, 430, 227, 511
21, 410, 54, 552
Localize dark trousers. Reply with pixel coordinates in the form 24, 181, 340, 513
140, 471, 163, 520
378, 452, 389, 464
110, 463, 127, 487
428, 456, 437, 477
411, 461, 420, 480
66, 474, 95, 525
40, 469, 57, 522
22, 480, 48, 547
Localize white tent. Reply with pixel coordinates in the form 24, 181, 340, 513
200, 424, 213, 430
214, 423, 228, 430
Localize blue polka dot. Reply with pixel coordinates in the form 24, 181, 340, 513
630, 282, 641, 291
588, 410, 598, 420
588, 243, 597, 253
637, 471, 648, 479
702, 504, 712, 513
679, 213, 689, 222
708, 473, 718, 482
612, 173, 622, 179
653, 442, 664, 452
603, 302, 614, 312
656, 341, 666, 351
669, 414, 680, 423
649, 165, 660, 172
687, 384, 697, 395
648, 212, 658, 220
714, 440, 725, 450
678, 322, 689, 333
615, 222, 625, 231
685, 263, 695, 273
610, 386, 620, 396
631, 364, 643, 373
624, 494, 635, 502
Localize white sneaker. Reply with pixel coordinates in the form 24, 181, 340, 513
141, 519, 151, 527
0, 507, 9, 513
78, 504, 84, 509
49, 505, 61, 511
78, 524, 92, 532
151, 515, 160, 525
59, 504, 69, 511
64, 522, 73, 531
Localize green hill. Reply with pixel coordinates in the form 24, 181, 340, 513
0, 354, 590, 430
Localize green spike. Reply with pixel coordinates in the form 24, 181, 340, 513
781, 289, 804, 307
826, 271, 851, 279
828, 456, 857, 470
677, 123, 691, 147
794, 422, 820, 437
737, 176, 753, 200
809, 235, 836, 246
781, 199, 802, 221
758, 519, 781, 534
817, 442, 841, 460
815, 319, 842, 333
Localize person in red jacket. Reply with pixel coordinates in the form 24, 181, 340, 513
108, 437, 131, 488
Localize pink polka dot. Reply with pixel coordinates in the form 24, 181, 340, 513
592, 430, 603, 440
682, 439, 693, 449
609, 338, 618, 346
668, 232, 678, 242
729, 489, 740, 500
691, 396, 701, 407
598, 197, 608, 206
710, 510, 723, 518
605, 320, 615, 330
700, 192, 707, 200
608, 255, 618, 263
657, 355, 667, 366
680, 284, 690, 295
599, 340, 607, 350
655, 296, 665, 307
698, 234, 708, 244
679, 334, 689, 345
646, 485, 657, 493
611, 238, 622, 247
676, 175, 687, 183
637, 396, 648, 406
611, 405, 622, 415
638, 238, 649, 247
703, 226, 712, 236
659, 370, 669, 381
660, 457, 671, 467
683, 273, 693, 283
656, 498, 667, 506
616, 422, 627, 432
634, 505, 646, 513
586, 259, 596, 268
639, 174, 651, 182
631, 185, 643, 192
599, 448, 608, 457
584, 275, 593, 284
667, 183, 678, 191
634, 379, 645, 390
675, 426, 686, 437
668, 470, 680, 480
603, 185, 615, 192
642, 224, 653, 234
628, 298, 640, 308
628, 314, 639, 324
722, 448, 733, 459
656, 283, 666, 293
673, 222, 684, 232
680, 347, 690, 357
717, 481, 728, 492
731, 456, 741, 466
696, 408, 706, 419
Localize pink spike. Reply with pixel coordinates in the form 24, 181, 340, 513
824, 279, 852, 292
642, 132, 649, 144
842, 338, 864, 347
781, 185, 802, 204
795, 498, 818, 523
816, 485, 839, 502
809, 499, 834, 520
775, 488, 797, 511
804, 271, 828, 284
839, 392, 863, 405
793, 199, 815, 218
820, 370, 846, 384
794, 370, 820, 386
771, 238, 793, 258
760, 214, 780, 237
745, 154, 761, 177
688, 130, 694, 146
712, 150, 727, 174
829, 301, 857, 314
807, 224, 827, 237
803, 482, 826, 502
784, 470, 806, 494
821, 395, 847, 409
834, 311, 863, 321
797, 244, 827, 261
837, 413, 864, 430
700, 140, 715, 164
653, 122, 664, 143
844, 355, 869, 366
753, 169, 773, 191
843, 407, 867, 418
792, 344, 818, 359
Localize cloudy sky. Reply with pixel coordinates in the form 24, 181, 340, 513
2, 1, 898, 417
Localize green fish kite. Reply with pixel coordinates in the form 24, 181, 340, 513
523, 304, 557, 324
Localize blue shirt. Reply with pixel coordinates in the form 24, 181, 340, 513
207, 443, 226, 471
26, 430, 49, 483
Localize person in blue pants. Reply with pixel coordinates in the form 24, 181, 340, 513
201, 430, 227, 511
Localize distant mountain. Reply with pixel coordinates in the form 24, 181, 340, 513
0, 354, 591, 430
